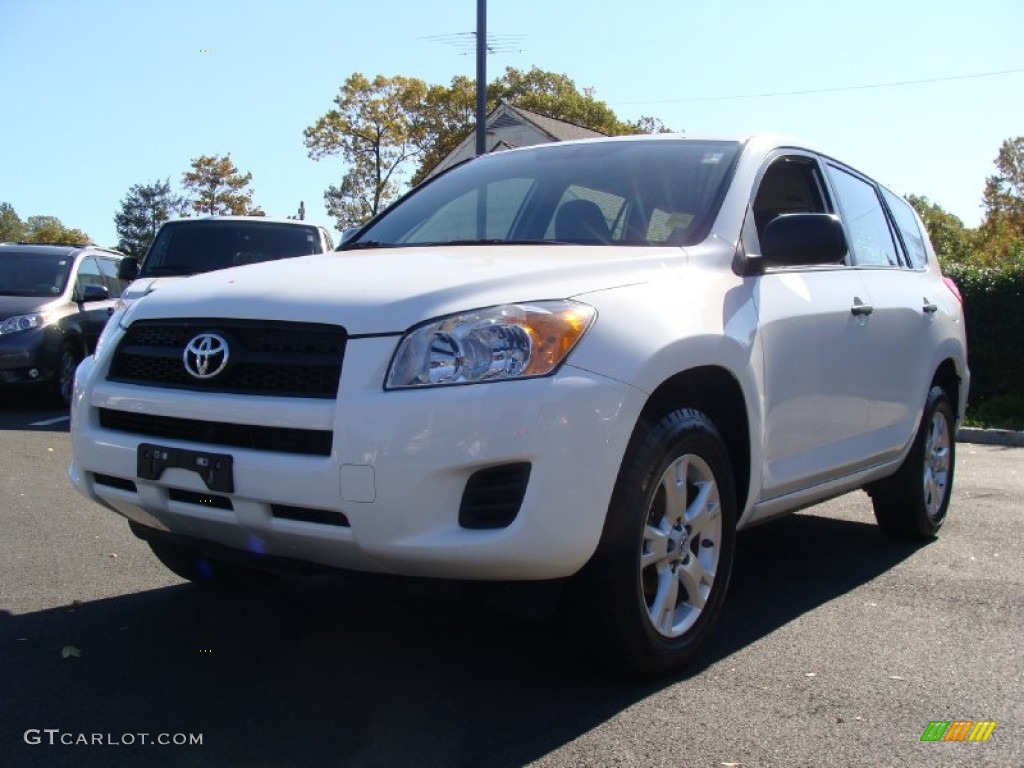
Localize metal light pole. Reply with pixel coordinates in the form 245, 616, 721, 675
475, 0, 487, 156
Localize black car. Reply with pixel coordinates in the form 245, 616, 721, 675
0, 243, 125, 406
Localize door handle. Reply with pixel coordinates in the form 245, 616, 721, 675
922, 298, 938, 314
851, 298, 874, 316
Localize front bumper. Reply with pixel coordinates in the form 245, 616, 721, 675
69, 337, 645, 580
0, 328, 60, 385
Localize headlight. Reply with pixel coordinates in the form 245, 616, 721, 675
0, 312, 49, 335
385, 300, 596, 389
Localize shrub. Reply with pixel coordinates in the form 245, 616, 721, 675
942, 258, 1024, 410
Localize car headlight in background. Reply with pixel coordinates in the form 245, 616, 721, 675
385, 300, 596, 389
0, 312, 51, 335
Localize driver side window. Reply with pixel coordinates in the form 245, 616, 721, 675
752, 156, 831, 244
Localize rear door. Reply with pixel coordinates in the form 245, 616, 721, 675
825, 168, 947, 462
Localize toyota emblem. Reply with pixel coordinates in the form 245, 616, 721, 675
183, 333, 230, 379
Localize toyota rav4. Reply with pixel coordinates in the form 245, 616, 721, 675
69, 134, 969, 677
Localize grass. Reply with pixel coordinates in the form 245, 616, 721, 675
963, 392, 1024, 432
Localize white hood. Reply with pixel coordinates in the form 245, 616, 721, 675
123, 245, 689, 335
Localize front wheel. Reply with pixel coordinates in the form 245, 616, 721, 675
572, 409, 737, 678
54, 344, 81, 408
870, 386, 956, 540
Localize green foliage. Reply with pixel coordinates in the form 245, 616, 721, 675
907, 194, 975, 264
0, 202, 26, 242
182, 154, 263, 216
22, 215, 90, 245
942, 259, 1024, 413
114, 178, 183, 259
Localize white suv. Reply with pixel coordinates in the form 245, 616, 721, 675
69, 134, 968, 677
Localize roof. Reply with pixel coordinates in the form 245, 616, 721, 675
0, 242, 123, 258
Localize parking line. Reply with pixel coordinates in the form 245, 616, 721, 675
29, 416, 71, 427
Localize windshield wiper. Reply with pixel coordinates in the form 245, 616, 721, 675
340, 240, 387, 250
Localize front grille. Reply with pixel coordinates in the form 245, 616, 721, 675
108, 319, 346, 398
458, 463, 532, 529
99, 408, 333, 456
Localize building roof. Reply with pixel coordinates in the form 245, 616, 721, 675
424, 102, 608, 179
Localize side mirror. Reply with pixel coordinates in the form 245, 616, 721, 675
81, 284, 110, 303
117, 257, 140, 280
759, 213, 847, 269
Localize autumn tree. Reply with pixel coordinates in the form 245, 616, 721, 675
0, 202, 25, 242
978, 136, 1024, 262
906, 194, 975, 264
114, 178, 183, 259
305, 67, 672, 228
22, 215, 90, 245
304, 73, 429, 228
182, 154, 264, 216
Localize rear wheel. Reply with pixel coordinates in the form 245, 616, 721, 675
871, 386, 955, 540
572, 409, 737, 678
146, 538, 279, 589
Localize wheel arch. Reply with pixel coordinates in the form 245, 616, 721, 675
932, 357, 963, 423
636, 366, 752, 514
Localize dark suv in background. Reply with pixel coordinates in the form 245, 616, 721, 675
117, 217, 335, 307
0, 243, 125, 406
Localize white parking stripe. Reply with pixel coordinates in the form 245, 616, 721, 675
29, 416, 70, 427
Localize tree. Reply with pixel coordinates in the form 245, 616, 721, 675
22, 215, 90, 245
114, 178, 183, 259
304, 73, 428, 228
978, 136, 1024, 262
0, 202, 25, 242
305, 68, 673, 228
906, 194, 975, 264
181, 154, 264, 216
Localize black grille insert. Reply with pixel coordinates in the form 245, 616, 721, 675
459, 463, 532, 529
93, 473, 138, 493
98, 408, 333, 456
108, 319, 346, 398
271, 504, 350, 527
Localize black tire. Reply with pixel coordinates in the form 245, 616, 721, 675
53, 343, 81, 408
146, 538, 279, 589
571, 409, 737, 678
870, 386, 956, 540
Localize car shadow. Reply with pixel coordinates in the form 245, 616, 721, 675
0, 512, 923, 768
0, 389, 69, 432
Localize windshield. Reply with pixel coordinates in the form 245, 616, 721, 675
348, 139, 740, 249
140, 220, 322, 277
0, 252, 73, 296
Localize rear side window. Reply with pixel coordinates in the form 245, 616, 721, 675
826, 165, 900, 267
880, 188, 928, 269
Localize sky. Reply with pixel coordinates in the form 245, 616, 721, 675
1, 0, 1022, 249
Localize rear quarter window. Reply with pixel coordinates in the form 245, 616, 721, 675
880, 188, 929, 269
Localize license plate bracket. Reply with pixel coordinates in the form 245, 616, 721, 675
137, 443, 234, 493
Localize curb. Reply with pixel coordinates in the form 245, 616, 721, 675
956, 427, 1024, 447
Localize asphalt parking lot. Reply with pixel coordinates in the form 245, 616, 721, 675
1, 395, 1021, 768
